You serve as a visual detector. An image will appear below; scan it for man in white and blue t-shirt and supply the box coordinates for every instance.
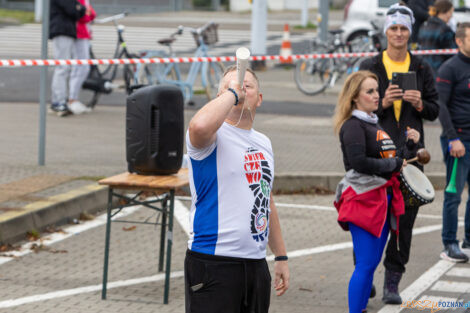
[185,65,289,313]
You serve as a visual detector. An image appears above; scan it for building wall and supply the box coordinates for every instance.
[0,0,193,13]
[230,0,319,12]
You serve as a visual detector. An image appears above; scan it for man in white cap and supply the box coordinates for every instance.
[360,3,439,305]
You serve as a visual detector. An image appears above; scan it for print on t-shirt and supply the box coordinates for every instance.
[244,147,272,242]
[376,130,397,159]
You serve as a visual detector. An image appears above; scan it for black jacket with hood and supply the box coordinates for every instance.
[359,51,439,169]
[49,0,86,39]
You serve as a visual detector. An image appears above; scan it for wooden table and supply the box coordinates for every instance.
[98,169,188,304]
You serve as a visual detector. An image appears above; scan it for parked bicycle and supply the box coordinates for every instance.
[348,21,385,55]
[294,28,380,96]
[133,22,224,105]
[81,12,138,108]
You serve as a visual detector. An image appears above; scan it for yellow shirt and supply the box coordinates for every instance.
[382,51,411,121]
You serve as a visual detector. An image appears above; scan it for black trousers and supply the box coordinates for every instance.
[383,205,420,273]
[184,250,271,313]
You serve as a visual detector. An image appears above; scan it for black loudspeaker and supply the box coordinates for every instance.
[126,85,184,175]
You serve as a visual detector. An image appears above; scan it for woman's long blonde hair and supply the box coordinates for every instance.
[332,70,378,134]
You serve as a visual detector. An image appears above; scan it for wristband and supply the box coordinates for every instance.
[227,88,239,106]
[274,255,288,261]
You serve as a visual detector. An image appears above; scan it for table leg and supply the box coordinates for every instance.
[159,197,168,272]
[163,189,175,304]
[101,188,113,300]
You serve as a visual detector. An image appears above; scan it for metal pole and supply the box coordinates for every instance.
[38,0,49,166]
[301,0,308,27]
[159,198,168,272]
[174,0,182,11]
[212,0,220,11]
[318,0,329,41]
[163,190,175,304]
[35,0,42,22]
[102,189,113,300]
[250,0,267,69]
[251,0,267,55]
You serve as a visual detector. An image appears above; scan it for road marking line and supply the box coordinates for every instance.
[412,222,463,236]
[0,201,459,308]
[418,295,457,302]
[0,271,184,309]
[175,196,456,220]
[431,280,470,293]
[1,199,459,268]
[446,267,470,278]
[0,204,142,266]
[267,241,353,261]
[377,260,455,313]
[171,201,462,261]
[265,222,452,261]
[174,200,191,236]
[275,202,336,211]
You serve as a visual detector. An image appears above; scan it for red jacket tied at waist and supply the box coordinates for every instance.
[334,174,405,238]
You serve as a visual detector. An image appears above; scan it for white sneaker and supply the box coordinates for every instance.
[69,101,91,115]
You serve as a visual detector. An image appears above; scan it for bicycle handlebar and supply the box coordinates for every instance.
[95,12,129,24]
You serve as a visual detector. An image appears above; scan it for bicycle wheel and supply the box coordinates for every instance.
[121,52,142,94]
[204,62,224,101]
[137,63,178,85]
[347,32,378,73]
[294,57,334,96]
[135,64,157,85]
[81,47,119,108]
[123,64,137,94]
[86,90,101,108]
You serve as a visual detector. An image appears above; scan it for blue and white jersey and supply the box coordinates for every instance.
[186,122,274,259]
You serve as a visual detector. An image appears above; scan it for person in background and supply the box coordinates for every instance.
[436,22,470,263]
[49,0,86,116]
[359,3,439,304]
[407,0,435,45]
[68,0,96,115]
[418,0,456,75]
[333,70,409,313]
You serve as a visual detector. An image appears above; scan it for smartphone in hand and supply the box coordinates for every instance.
[391,72,417,91]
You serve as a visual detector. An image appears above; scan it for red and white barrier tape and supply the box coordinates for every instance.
[0,49,458,67]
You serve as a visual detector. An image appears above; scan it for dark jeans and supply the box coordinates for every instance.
[184,250,271,313]
[440,136,470,245]
[383,205,419,273]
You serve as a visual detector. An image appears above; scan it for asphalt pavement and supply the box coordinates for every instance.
[0,8,468,313]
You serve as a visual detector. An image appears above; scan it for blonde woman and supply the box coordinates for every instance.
[334,71,417,313]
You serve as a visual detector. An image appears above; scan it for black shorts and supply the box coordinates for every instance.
[184,249,271,313]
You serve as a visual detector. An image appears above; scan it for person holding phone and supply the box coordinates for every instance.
[359,3,439,305]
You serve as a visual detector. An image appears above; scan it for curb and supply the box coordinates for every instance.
[0,172,446,244]
[0,184,109,244]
